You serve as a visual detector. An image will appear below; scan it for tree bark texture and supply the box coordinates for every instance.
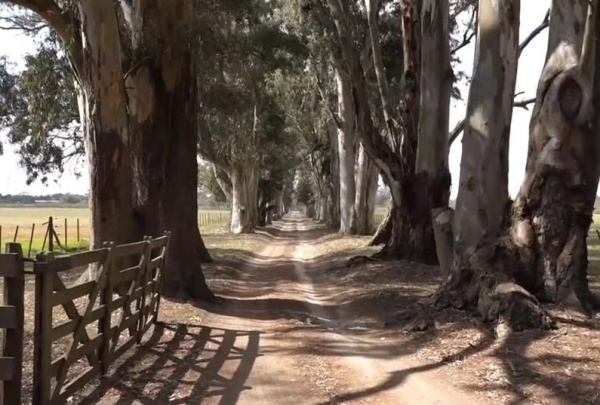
[354,144,379,235]
[452,0,520,256]
[78,0,137,250]
[509,2,599,312]
[126,0,214,299]
[437,2,598,330]
[328,119,341,229]
[336,69,357,234]
[230,164,260,234]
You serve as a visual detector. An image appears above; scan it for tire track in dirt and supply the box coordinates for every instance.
[200,213,478,405]
[285,215,478,405]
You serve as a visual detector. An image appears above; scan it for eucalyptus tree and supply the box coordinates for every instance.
[0,0,214,300]
[431,0,600,329]
[197,0,305,233]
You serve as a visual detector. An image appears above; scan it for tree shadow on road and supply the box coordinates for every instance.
[76,323,261,405]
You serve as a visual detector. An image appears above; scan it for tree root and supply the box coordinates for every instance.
[386,238,557,332]
[345,255,382,267]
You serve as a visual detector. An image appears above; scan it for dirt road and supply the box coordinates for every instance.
[79,213,477,405]
[195,213,477,405]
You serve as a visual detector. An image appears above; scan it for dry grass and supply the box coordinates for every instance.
[0,206,230,257]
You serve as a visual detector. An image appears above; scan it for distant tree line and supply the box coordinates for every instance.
[0,193,88,205]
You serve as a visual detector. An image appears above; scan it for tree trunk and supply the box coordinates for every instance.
[545,0,587,62]
[276,190,285,218]
[370,202,392,245]
[230,164,259,233]
[319,189,329,223]
[402,0,454,263]
[212,164,233,203]
[328,119,341,228]
[509,1,599,312]
[78,0,137,250]
[432,0,562,330]
[452,0,519,255]
[336,69,357,234]
[354,144,379,235]
[126,0,214,299]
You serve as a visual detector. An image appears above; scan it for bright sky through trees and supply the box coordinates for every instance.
[0,1,550,197]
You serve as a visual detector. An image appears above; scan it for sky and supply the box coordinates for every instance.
[0,1,551,197]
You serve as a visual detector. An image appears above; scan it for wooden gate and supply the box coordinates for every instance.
[32,234,169,405]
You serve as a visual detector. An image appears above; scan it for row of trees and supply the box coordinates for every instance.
[1,0,599,328]
[279,0,600,328]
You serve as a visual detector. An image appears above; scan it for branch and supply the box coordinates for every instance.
[448,97,536,145]
[449,10,550,145]
[518,9,550,57]
[450,7,476,55]
[7,0,83,76]
[309,56,342,129]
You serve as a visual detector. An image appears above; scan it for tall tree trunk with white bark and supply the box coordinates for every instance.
[336,70,357,234]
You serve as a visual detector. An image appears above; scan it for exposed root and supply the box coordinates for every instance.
[433,238,556,331]
[369,207,392,246]
[346,255,381,267]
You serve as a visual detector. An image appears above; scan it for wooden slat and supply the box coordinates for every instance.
[51,306,105,342]
[148,236,168,250]
[113,266,140,285]
[3,243,24,405]
[147,256,164,271]
[109,241,147,258]
[50,281,96,307]
[50,334,103,376]
[0,254,19,277]
[45,249,108,273]
[0,357,16,381]
[0,306,17,329]
[109,335,136,363]
[54,365,101,405]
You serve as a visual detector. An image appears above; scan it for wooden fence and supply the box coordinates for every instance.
[32,234,169,404]
[0,233,169,405]
[198,211,230,227]
[0,244,24,405]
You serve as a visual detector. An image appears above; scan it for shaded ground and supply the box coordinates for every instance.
[11,213,600,404]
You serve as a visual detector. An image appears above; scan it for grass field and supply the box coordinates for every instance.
[0,206,231,257]
[1,204,600,279]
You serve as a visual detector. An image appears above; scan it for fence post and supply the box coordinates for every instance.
[32,253,54,405]
[2,243,24,405]
[154,232,170,321]
[12,226,18,243]
[77,218,80,242]
[137,237,151,344]
[28,224,35,258]
[64,218,68,248]
[48,217,54,253]
[99,243,114,376]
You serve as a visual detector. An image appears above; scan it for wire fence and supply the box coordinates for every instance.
[0,216,86,258]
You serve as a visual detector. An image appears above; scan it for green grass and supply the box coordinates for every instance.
[0,206,231,257]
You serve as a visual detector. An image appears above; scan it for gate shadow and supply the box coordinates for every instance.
[77,323,261,405]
